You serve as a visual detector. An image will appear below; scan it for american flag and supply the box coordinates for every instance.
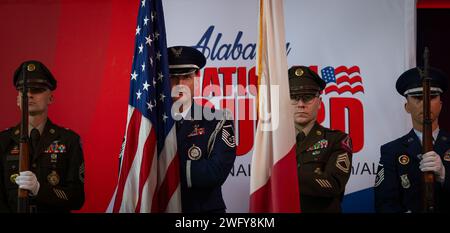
[107,0,181,213]
[321,66,364,94]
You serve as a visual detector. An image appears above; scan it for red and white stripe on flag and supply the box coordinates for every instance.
[107,107,181,213]
[106,0,181,213]
[249,0,301,213]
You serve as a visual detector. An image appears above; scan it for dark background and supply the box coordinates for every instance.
[417,7,450,131]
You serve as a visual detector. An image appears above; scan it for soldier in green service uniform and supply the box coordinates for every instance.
[288,65,353,213]
[0,60,85,213]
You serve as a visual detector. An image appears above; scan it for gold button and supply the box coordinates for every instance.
[10,174,19,183]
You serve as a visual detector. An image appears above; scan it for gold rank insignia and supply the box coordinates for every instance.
[398,154,409,165]
[315,178,332,188]
[47,171,60,186]
[336,153,350,173]
[188,144,202,160]
[53,188,68,200]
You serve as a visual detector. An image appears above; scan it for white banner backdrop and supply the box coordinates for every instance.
[163,0,416,212]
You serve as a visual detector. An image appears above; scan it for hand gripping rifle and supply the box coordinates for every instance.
[421,47,435,213]
[18,63,31,213]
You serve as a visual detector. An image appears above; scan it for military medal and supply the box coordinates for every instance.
[47,171,60,186]
[307,139,328,151]
[444,150,450,162]
[10,146,19,155]
[398,154,409,165]
[188,125,205,137]
[188,144,202,160]
[400,174,410,189]
[51,153,58,163]
[45,141,67,153]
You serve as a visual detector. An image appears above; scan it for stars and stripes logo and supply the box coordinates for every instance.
[321,66,364,94]
[107,0,181,213]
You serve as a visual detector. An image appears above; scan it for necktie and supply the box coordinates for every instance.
[296,131,306,144]
[30,128,40,155]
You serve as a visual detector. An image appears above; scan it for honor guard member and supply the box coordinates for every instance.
[0,60,85,212]
[168,46,236,213]
[374,67,450,212]
[289,66,353,213]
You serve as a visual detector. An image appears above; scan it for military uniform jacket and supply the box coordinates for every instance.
[374,129,450,213]
[296,122,353,213]
[0,120,85,213]
[177,104,236,213]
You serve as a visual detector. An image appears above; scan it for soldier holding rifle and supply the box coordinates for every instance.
[374,55,450,212]
[0,60,85,213]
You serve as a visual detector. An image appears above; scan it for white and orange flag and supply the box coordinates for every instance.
[249,0,300,213]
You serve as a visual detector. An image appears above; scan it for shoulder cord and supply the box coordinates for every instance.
[207,118,226,158]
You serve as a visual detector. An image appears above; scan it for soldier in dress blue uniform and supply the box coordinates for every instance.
[374,67,450,212]
[289,66,353,213]
[168,46,236,213]
[0,60,85,212]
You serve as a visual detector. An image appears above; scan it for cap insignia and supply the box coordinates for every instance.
[295,68,304,77]
[171,47,183,57]
[27,64,36,72]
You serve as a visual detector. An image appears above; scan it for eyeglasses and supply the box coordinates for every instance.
[290,94,319,105]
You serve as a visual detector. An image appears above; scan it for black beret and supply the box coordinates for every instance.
[288,66,326,95]
[396,66,447,97]
[168,46,206,76]
[13,60,57,90]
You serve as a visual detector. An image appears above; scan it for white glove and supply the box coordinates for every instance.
[419,151,445,183]
[15,171,40,196]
